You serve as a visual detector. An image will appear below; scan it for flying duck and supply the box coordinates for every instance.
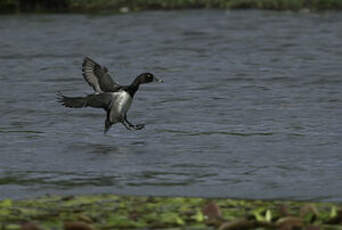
[57,57,162,133]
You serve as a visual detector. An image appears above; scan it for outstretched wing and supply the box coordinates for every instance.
[57,92,112,110]
[82,57,121,93]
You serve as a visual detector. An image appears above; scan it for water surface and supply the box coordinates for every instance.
[1,10,342,201]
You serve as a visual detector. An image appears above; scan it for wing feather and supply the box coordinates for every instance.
[82,57,121,93]
[57,92,112,109]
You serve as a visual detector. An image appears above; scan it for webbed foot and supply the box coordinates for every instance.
[133,124,145,130]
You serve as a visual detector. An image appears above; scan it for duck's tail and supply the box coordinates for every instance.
[57,92,88,108]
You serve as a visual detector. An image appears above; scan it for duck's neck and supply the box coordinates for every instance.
[126,77,141,98]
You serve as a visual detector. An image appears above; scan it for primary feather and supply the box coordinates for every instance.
[82,57,121,93]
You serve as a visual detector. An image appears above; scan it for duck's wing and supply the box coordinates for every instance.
[57,92,113,110]
[82,57,121,93]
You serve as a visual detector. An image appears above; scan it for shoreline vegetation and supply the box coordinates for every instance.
[1,0,342,14]
[1,194,342,230]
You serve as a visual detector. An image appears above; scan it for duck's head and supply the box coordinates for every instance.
[136,73,163,84]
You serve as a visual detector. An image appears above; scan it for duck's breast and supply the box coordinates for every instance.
[109,90,132,122]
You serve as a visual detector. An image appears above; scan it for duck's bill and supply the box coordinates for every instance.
[154,77,163,83]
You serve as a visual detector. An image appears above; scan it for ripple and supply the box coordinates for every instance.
[157,129,274,137]
[0,171,120,187]
[0,129,44,134]
[0,53,81,60]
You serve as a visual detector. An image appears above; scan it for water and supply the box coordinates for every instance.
[1,10,342,201]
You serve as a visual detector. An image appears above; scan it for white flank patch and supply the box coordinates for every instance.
[109,90,133,123]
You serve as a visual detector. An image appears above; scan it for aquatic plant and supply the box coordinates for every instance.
[1,194,342,229]
[1,0,342,13]
[0,0,18,13]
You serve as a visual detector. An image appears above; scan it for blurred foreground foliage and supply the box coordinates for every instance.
[1,194,342,230]
[1,0,342,13]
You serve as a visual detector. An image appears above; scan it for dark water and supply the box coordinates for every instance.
[1,10,342,201]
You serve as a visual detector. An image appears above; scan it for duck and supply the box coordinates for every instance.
[57,57,163,133]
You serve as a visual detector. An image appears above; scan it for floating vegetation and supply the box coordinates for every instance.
[1,194,342,229]
[1,0,342,13]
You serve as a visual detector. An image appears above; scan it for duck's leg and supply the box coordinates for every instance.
[104,119,113,134]
[104,111,114,134]
[121,120,133,130]
[124,114,145,130]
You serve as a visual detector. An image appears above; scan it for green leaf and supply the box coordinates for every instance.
[330,206,337,218]
[0,208,10,216]
[0,199,12,208]
[192,209,205,222]
[265,209,272,222]
[2,224,20,230]
[160,213,185,225]
[176,216,185,225]
[253,208,266,222]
